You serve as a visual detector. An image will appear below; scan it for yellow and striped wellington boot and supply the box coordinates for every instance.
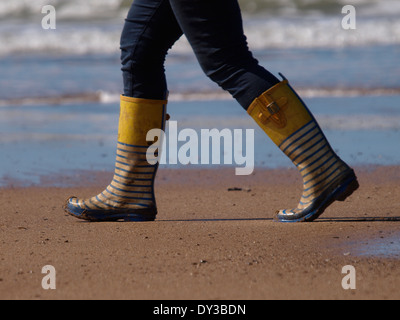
[248,77,359,222]
[65,96,168,222]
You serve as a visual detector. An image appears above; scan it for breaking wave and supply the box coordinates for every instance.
[0,0,399,56]
[2,0,400,20]
[1,87,400,108]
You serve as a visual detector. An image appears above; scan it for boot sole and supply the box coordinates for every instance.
[64,201,156,222]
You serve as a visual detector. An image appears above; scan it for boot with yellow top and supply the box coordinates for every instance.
[65,95,168,222]
[248,75,359,222]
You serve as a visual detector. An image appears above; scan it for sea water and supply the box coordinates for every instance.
[0,0,399,186]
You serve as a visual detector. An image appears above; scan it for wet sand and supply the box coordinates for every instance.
[1,165,400,300]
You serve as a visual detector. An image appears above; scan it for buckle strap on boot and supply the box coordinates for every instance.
[249,94,288,129]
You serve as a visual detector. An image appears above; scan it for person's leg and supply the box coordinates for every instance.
[169,0,358,222]
[65,0,182,221]
[121,0,183,99]
[169,0,280,110]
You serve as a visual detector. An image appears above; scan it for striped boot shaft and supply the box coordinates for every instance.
[66,96,167,222]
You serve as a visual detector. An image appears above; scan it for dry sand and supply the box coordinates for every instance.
[1,165,400,300]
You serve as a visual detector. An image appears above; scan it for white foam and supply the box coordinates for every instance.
[317,114,400,131]
[0,0,399,56]
[244,17,400,50]
[1,0,399,20]
[1,87,399,108]
[1,17,399,57]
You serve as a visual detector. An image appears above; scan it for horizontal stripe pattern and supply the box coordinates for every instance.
[117,141,159,154]
[74,140,158,211]
[279,120,349,215]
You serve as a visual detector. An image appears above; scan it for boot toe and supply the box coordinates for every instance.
[65,197,86,219]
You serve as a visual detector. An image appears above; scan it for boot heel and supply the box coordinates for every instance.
[336,178,359,202]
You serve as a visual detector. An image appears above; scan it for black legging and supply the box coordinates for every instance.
[120,0,279,109]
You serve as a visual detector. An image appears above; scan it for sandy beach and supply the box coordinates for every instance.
[1,165,399,300]
[1,0,400,303]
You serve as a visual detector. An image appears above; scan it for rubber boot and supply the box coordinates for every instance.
[248,77,359,222]
[65,95,168,222]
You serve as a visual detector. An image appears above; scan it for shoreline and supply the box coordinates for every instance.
[1,165,400,300]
